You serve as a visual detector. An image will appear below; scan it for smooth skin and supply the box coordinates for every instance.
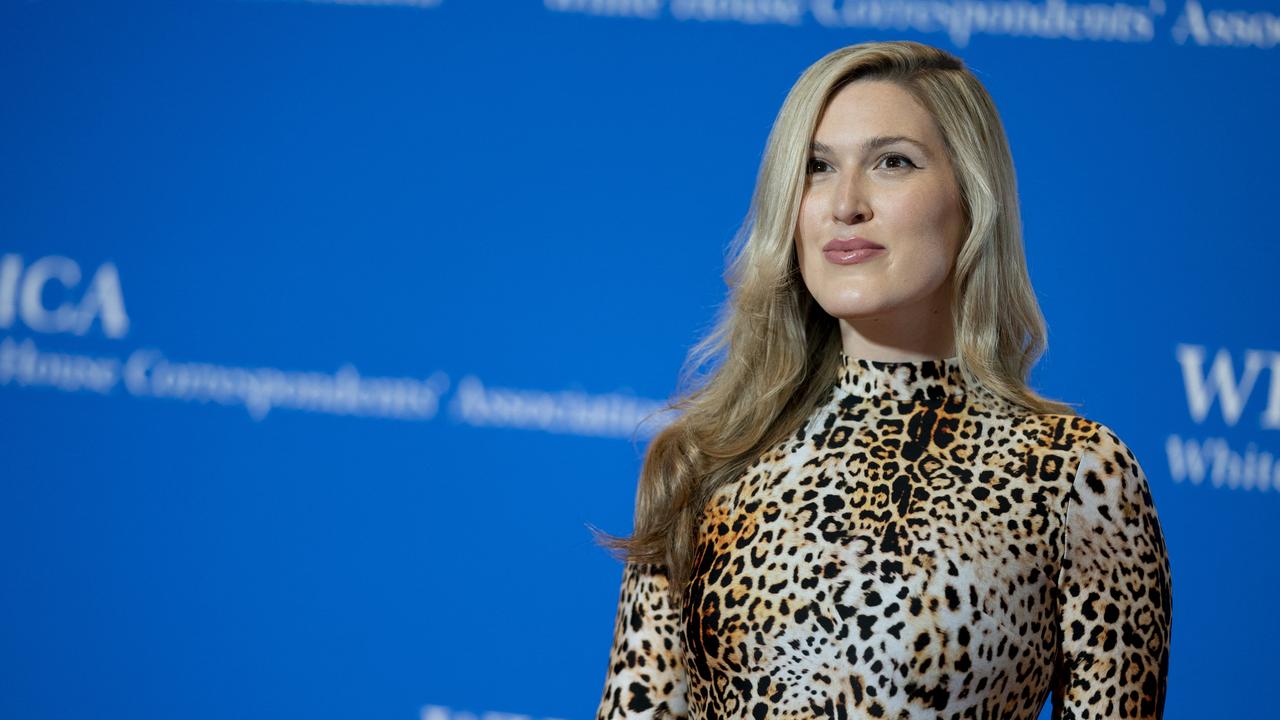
[795,79,968,362]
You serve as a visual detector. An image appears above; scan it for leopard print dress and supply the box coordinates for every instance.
[595,353,1172,719]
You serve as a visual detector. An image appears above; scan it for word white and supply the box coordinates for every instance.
[1175,344,1280,428]
[1165,434,1278,491]
[450,374,673,440]
[0,253,129,339]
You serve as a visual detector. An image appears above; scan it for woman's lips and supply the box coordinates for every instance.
[823,247,886,265]
[821,237,885,265]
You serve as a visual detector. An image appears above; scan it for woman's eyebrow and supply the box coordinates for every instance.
[810,136,931,157]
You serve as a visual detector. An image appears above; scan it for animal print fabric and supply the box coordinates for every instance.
[596,353,1171,719]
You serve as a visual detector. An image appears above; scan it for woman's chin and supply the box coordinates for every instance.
[820,299,889,321]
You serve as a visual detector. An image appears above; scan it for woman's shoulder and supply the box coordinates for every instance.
[998,405,1129,452]
[1020,412,1157,507]
[989,408,1148,487]
[1030,412,1135,455]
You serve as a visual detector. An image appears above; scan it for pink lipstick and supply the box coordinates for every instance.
[822,236,885,265]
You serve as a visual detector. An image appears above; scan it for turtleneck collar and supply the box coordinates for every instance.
[836,352,968,405]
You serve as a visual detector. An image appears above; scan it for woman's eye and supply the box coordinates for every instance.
[806,157,830,175]
[880,153,919,171]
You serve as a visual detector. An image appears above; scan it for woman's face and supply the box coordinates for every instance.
[795,79,967,335]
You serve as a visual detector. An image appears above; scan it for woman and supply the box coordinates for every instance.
[592,40,1172,719]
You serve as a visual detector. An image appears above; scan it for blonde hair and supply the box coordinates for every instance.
[592,40,1077,599]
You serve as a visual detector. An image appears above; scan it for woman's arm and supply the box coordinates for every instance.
[1051,423,1173,719]
[595,560,690,720]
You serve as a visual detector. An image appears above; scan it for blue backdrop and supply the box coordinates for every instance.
[2,1,1277,718]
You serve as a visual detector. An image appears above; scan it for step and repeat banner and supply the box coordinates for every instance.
[1,1,1276,719]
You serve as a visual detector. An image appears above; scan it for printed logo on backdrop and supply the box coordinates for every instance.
[0,252,671,440]
[239,0,1280,50]
[1168,343,1279,492]
[544,0,1279,50]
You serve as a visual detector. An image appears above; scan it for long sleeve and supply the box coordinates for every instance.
[1051,423,1173,719]
[595,560,690,720]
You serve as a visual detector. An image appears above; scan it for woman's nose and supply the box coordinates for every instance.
[832,174,871,225]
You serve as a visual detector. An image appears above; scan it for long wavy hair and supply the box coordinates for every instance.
[592,40,1077,600]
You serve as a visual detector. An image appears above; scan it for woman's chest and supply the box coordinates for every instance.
[681,421,1074,686]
